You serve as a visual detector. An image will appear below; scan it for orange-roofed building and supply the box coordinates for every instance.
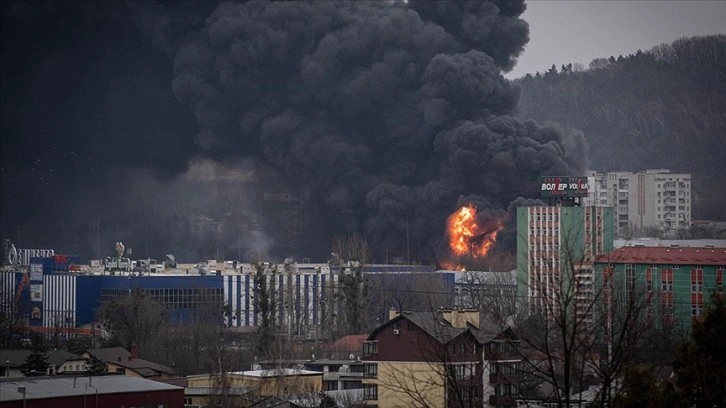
[594,246,726,328]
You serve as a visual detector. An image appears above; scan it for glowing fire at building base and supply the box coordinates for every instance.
[443,204,506,269]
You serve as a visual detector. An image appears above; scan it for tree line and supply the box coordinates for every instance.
[515,35,726,222]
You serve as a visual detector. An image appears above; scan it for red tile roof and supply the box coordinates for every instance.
[595,247,726,266]
[330,334,367,353]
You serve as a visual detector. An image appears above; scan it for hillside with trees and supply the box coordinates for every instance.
[515,35,726,221]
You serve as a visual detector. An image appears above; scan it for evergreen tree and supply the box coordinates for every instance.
[672,293,726,408]
[84,355,107,376]
[253,262,276,356]
[20,334,49,376]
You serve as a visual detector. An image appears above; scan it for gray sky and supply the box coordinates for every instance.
[507,0,726,79]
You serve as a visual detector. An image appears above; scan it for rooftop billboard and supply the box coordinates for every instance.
[540,176,589,198]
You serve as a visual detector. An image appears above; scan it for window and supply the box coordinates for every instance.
[625,264,636,293]
[448,344,456,355]
[691,268,703,293]
[364,363,378,378]
[717,269,724,293]
[495,383,516,397]
[363,384,378,400]
[646,269,652,292]
[452,363,473,380]
[692,304,704,316]
[460,343,466,354]
[363,341,378,357]
[661,269,673,292]
[459,386,471,401]
[494,362,519,377]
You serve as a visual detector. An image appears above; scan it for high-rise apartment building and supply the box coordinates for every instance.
[516,205,615,320]
[583,169,691,238]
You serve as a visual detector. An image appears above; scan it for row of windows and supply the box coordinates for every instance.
[451,363,475,379]
[101,288,224,310]
[448,342,470,355]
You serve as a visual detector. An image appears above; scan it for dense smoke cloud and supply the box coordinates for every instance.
[0,1,585,264]
[171,0,583,262]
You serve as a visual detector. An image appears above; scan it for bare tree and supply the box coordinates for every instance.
[0,285,27,348]
[97,288,164,350]
[456,270,516,324]
[590,269,651,406]
[374,311,483,408]
[511,214,655,407]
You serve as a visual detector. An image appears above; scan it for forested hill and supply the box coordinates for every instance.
[515,35,726,220]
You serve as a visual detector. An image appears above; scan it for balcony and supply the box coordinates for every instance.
[323,371,363,381]
[489,374,521,384]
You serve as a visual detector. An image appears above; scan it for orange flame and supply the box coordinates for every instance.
[446,204,504,258]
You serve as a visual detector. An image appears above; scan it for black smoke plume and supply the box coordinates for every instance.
[1,1,585,264]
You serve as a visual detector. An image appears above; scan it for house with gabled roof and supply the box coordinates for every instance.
[360,309,485,408]
[0,349,84,378]
[360,309,522,408]
[80,346,177,379]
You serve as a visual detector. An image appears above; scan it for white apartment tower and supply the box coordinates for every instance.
[584,169,691,238]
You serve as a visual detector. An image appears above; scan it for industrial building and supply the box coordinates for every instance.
[2,255,514,341]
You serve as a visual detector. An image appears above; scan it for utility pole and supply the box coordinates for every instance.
[96,212,100,260]
[406,214,410,264]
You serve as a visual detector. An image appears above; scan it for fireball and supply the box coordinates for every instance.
[446,204,504,258]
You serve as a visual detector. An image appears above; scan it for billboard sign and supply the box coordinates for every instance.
[30,263,43,281]
[540,176,589,198]
[30,284,43,301]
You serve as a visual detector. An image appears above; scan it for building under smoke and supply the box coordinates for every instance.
[1,1,587,265]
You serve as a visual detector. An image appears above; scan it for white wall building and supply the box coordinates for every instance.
[583,169,691,238]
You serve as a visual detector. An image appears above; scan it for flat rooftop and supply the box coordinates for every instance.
[0,376,182,402]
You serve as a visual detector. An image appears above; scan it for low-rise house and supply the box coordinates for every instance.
[479,320,521,407]
[186,368,323,407]
[258,358,364,392]
[0,349,83,378]
[361,309,522,408]
[0,375,184,408]
[80,346,177,379]
[361,309,484,408]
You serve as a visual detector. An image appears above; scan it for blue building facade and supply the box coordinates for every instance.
[2,261,467,339]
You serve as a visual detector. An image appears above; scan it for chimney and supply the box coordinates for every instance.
[130,344,138,360]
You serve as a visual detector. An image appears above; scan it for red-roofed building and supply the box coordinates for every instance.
[594,246,726,327]
[330,334,367,358]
